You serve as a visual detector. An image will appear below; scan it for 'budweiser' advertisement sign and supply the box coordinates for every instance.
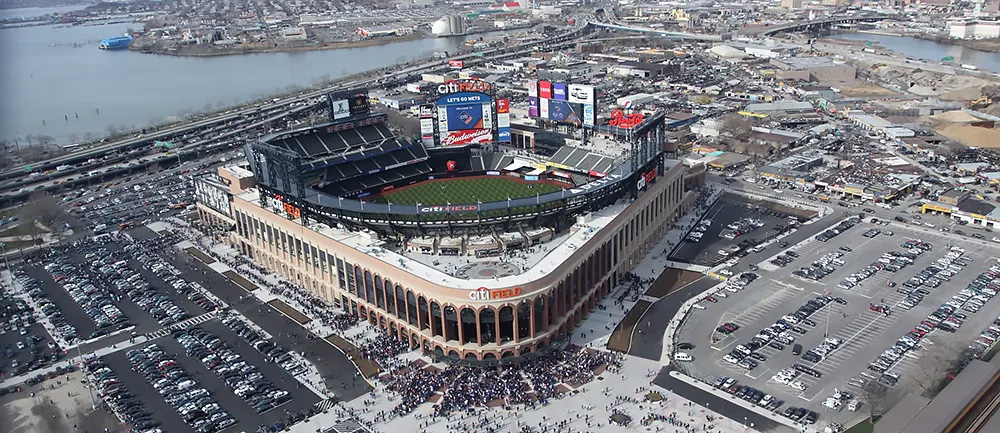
[609,110,644,129]
[441,129,492,146]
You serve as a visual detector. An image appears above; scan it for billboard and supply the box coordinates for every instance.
[441,129,492,146]
[539,98,549,119]
[568,84,595,105]
[527,80,538,98]
[448,59,464,68]
[547,100,583,125]
[553,83,568,101]
[538,81,552,99]
[497,98,511,143]
[435,83,495,147]
[328,89,370,121]
[528,97,538,117]
[445,104,491,130]
[583,104,595,127]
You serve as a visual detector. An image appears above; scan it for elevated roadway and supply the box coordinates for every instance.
[751,14,894,36]
[0,22,593,202]
[0,22,589,187]
[588,22,723,41]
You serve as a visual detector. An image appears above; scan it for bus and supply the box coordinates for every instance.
[118,222,133,230]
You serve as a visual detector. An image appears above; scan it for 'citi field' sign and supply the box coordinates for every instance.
[469,287,521,301]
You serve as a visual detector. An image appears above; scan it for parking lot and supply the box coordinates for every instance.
[16,237,212,346]
[98,315,321,433]
[673,217,1000,427]
[671,194,812,266]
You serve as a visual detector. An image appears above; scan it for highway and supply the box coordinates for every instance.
[0,20,593,203]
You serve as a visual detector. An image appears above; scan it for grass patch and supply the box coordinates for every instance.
[645,391,664,402]
[845,417,880,433]
[325,334,382,378]
[645,269,703,298]
[0,223,45,238]
[1,239,44,251]
[607,300,651,353]
[368,176,565,206]
[267,299,311,325]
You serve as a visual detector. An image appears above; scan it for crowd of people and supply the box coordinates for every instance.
[182,224,361,334]
[382,346,622,418]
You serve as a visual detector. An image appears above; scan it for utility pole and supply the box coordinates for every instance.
[77,343,97,409]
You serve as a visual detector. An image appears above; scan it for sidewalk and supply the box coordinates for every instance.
[289,356,762,433]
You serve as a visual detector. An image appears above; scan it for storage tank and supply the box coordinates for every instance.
[432,15,467,36]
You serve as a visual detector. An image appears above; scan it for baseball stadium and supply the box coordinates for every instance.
[199,86,706,362]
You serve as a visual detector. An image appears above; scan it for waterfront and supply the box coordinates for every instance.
[0,16,516,144]
[833,32,1000,73]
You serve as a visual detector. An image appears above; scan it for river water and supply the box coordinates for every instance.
[833,32,1000,73]
[0,6,511,144]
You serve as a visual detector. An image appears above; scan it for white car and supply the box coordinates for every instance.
[692,304,706,310]
[718,250,730,256]
[674,352,693,362]
[719,269,734,276]
[790,381,808,391]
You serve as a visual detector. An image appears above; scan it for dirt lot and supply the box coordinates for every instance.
[936,123,1000,148]
[0,374,124,433]
[839,82,900,98]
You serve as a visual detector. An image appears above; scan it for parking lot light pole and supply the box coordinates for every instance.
[77,344,97,410]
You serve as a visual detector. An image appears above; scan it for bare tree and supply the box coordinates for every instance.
[912,341,959,395]
[722,115,755,143]
[861,380,890,424]
[35,135,55,146]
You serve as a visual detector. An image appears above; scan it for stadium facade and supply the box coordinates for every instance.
[196,89,703,362]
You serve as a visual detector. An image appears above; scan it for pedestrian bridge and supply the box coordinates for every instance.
[589,22,723,41]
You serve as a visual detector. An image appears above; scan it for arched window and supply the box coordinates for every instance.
[417,296,429,330]
[533,297,545,334]
[384,278,396,316]
[430,301,443,337]
[363,270,374,304]
[460,308,478,344]
[395,284,406,319]
[407,290,418,326]
[353,266,363,299]
[479,308,496,344]
[517,301,531,339]
[498,305,514,344]
[374,276,385,309]
[443,305,458,342]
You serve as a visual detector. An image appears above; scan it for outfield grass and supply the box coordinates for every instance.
[369,177,565,206]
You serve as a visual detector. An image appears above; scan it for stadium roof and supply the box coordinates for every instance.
[875,360,1000,433]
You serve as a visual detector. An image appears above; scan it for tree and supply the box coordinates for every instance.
[860,380,890,424]
[722,115,755,142]
[21,193,66,237]
[913,341,958,395]
[35,135,55,146]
